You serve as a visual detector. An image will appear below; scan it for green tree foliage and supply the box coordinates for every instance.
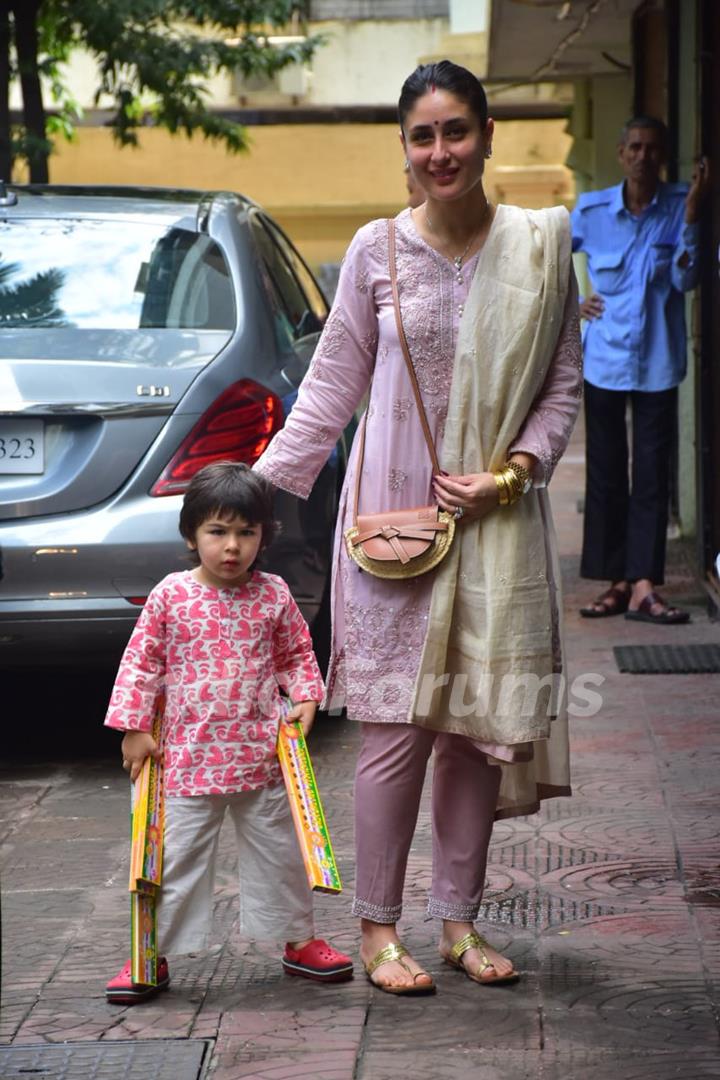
[0,1,321,182]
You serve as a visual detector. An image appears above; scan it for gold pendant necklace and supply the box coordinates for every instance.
[425,200,491,284]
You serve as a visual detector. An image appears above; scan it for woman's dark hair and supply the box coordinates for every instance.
[398,60,488,132]
[179,461,277,560]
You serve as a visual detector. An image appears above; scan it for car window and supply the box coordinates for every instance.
[262,219,328,327]
[0,219,235,331]
[249,214,325,347]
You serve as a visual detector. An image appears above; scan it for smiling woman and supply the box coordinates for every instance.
[253,58,583,998]
[401,65,494,268]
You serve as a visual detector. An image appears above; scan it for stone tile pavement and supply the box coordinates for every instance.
[2,421,719,1078]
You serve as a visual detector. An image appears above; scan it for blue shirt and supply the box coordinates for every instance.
[571,181,699,391]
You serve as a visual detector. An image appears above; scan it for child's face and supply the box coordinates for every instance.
[188,513,263,590]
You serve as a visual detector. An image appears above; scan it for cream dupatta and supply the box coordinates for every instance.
[410,204,573,816]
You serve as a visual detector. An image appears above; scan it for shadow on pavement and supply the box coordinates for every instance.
[2,667,119,761]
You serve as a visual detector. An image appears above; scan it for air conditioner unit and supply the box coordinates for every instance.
[277,62,309,96]
[234,60,309,99]
[234,70,275,94]
[231,34,310,100]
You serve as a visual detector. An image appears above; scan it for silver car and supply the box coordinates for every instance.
[0,184,346,668]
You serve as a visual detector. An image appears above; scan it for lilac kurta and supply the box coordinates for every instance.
[255,208,582,731]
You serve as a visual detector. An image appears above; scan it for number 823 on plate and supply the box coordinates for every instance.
[0,418,44,474]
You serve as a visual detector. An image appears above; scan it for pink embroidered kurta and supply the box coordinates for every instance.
[255,208,582,729]
[104,570,324,796]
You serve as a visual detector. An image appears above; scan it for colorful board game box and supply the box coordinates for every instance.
[129,700,164,985]
[277,715,342,894]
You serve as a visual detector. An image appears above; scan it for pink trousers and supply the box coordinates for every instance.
[352,722,502,924]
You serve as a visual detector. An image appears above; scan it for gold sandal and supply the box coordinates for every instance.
[364,942,436,996]
[443,931,519,986]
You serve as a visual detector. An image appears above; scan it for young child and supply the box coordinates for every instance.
[104,460,353,1004]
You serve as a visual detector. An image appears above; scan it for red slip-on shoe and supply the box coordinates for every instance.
[105,957,170,1005]
[282,939,354,983]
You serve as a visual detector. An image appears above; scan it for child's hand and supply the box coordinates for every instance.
[285,700,317,738]
[121,730,161,783]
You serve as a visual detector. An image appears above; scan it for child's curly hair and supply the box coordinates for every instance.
[179,461,278,565]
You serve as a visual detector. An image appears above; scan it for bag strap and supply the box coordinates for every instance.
[351,218,440,524]
[388,219,441,475]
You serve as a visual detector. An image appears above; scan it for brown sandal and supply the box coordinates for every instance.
[625,591,690,625]
[580,585,630,618]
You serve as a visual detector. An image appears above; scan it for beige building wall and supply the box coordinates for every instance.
[237,20,451,106]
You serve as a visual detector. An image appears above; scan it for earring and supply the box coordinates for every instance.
[485,148,493,159]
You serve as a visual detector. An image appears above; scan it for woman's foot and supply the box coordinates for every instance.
[360,920,434,993]
[439,922,517,984]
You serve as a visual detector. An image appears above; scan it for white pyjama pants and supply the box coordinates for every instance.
[155,783,315,954]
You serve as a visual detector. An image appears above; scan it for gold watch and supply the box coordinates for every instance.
[506,460,533,495]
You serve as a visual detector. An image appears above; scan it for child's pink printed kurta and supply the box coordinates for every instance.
[104,571,324,796]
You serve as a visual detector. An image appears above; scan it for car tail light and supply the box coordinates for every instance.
[151,380,283,497]
[127,596,148,606]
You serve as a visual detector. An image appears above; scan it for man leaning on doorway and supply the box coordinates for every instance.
[572,115,710,625]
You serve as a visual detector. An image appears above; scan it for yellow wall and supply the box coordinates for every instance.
[41,119,574,268]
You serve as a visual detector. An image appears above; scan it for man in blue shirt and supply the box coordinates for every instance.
[572,115,709,624]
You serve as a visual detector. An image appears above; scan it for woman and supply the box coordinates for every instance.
[255,61,581,994]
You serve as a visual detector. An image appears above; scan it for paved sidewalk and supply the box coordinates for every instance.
[2,422,720,1079]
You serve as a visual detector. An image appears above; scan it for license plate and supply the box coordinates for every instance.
[0,418,45,474]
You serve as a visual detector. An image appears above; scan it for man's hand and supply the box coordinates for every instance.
[685,156,710,224]
[121,730,161,783]
[285,700,317,738]
[579,294,605,321]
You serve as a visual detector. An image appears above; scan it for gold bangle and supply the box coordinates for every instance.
[503,468,522,506]
[494,470,509,506]
[493,460,532,507]
[494,468,516,506]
